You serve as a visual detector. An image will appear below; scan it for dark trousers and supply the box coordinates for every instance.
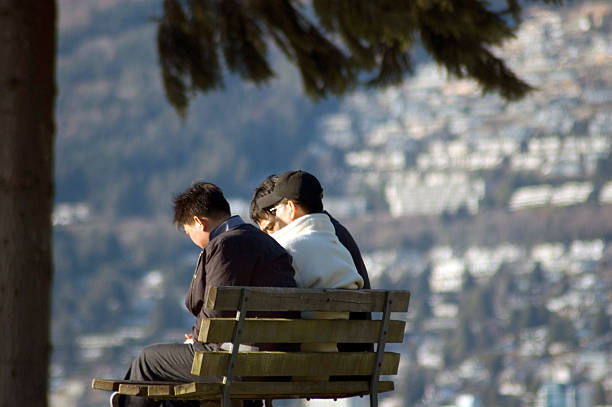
[119,341,215,407]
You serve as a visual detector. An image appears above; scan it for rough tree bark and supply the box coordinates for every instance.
[0,1,56,406]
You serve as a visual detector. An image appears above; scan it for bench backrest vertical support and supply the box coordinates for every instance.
[222,288,248,407]
[369,291,392,407]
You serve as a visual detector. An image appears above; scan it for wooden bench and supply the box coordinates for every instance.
[92,287,410,407]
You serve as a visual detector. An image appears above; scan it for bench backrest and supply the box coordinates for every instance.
[192,287,410,380]
[205,286,411,313]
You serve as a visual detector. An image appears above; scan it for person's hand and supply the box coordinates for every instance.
[184,334,194,344]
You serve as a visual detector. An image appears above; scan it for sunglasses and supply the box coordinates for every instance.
[269,202,286,215]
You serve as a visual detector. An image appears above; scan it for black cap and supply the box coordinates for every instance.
[256,170,323,210]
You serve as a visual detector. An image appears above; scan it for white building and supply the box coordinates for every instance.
[430,258,465,293]
[417,339,445,368]
[509,185,553,210]
[52,202,91,226]
[549,182,593,206]
[598,181,612,204]
[509,182,593,210]
[385,171,485,217]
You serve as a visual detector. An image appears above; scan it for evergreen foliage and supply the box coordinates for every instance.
[592,305,611,336]
[591,382,608,406]
[546,314,577,345]
[156,0,562,114]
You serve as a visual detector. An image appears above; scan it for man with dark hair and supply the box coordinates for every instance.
[112,181,296,407]
[249,175,281,235]
[251,171,372,353]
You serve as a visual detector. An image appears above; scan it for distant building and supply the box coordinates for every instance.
[52,202,90,226]
[319,113,354,149]
[598,181,612,204]
[509,185,553,210]
[385,171,485,217]
[509,182,593,211]
[417,339,445,368]
[464,244,523,280]
[323,196,367,219]
[454,394,483,407]
[535,381,571,407]
[550,182,593,207]
[430,258,465,293]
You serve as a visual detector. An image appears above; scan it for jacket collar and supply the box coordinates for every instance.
[272,212,332,240]
[209,215,245,242]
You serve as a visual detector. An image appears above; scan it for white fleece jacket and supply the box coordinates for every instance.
[271,213,364,290]
[273,213,364,353]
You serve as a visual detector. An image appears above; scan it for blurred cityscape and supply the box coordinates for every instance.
[51,2,611,407]
[316,4,612,406]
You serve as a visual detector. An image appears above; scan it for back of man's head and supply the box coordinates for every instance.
[250,175,278,224]
[256,170,323,214]
[173,182,231,226]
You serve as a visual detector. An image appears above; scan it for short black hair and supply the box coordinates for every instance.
[173,182,230,226]
[249,175,278,224]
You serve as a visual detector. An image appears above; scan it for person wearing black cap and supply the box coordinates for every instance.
[251,170,373,353]
[254,170,363,289]
[251,171,371,293]
[255,170,363,353]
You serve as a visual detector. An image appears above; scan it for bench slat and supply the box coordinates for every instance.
[175,381,395,399]
[198,318,406,344]
[118,383,147,396]
[91,379,183,392]
[92,379,118,391]
[147,384,176,397]
[206,287,410,313]
[192,352,400,377]
[92,379,394,400]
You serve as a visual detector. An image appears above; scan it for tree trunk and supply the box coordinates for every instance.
[0,1,56,406]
